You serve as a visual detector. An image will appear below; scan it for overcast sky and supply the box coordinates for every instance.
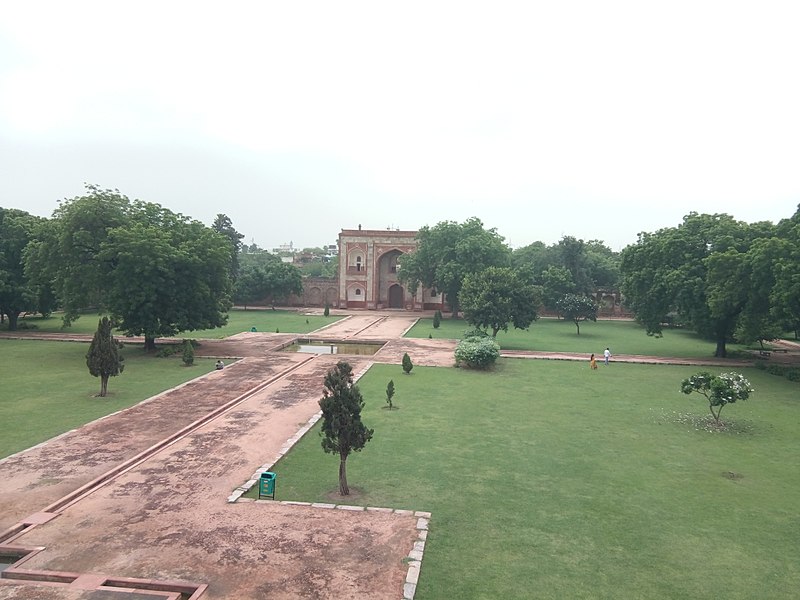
[1,1,798,251]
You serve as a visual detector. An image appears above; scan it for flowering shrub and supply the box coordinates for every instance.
[680,371,754,424]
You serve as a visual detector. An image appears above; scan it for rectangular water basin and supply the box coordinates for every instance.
[283,339,383,355]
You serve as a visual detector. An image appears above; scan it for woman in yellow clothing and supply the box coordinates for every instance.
[589,353,598,369]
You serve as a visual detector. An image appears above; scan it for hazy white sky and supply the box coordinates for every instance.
[1,1,798,251]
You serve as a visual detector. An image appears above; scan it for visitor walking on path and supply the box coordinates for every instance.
[589,354,598,370]
[604,348,611,365]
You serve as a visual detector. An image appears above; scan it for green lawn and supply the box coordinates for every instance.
[408,316,750,358]
[0,339,218,458]
[258,360,800,599]
[4,308,342,339]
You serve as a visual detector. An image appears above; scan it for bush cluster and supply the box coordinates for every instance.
[455,337,500,369]
[155,339,199,358]
[766,364,786,376]
[755,361,800,383]
[462,327,489,340]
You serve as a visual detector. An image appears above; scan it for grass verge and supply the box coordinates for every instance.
[407,316,750,358]
[2,308,342,339]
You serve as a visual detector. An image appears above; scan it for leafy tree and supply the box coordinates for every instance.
[554,236,594,294]
[24,186,130,325]
[26,186,233,350]
[402,352,413,374]
[299,257,337,278]
[771,207,800,338]
[556,293,598,335]
[513,237,620,301]
[182,338,194,366]
[385,379,395,410]
[0,208,52,330]
[100,212,232,351]
[433,309,442,329]
[86,317,124,397]
[538,266,576,314]
[680,371,754,424]
[460,267,539,337]
[233,264,266,309]
[620,213,765,357]
[583,240,621,289]
[728,236,783,347]
[398,217,511,317]
[263,261,303,308]
[319,361,374,495]
[212,213,244,279]
[233,258,303,309]
[511,241,551,276]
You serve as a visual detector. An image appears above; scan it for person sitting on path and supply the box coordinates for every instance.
[589,353,598,370]
[603,347,611,365]
[215,360,224,370]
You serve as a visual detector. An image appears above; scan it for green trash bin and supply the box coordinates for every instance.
[259,471,276,500]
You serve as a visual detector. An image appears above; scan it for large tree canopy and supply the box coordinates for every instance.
[620,212,776,357]
[25,186,233,349]
[0,208,52,330]
[398,217,510,316]
[538,266,576,313]
[771,206,800,338]
[234,256,303,309]
[460,267,539,337]
[513,236,620,297]
[24,186,130,324]
[212,213,244,279]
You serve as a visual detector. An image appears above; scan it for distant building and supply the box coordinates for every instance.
[293,227,445,311]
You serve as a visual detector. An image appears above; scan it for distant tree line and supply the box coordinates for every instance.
[398,217,620,337]
[399,207,800,355]
[4,189,798,357]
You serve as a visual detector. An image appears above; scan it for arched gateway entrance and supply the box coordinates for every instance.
[388,284,404,308]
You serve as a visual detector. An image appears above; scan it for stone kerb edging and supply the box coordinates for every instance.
[227,361,430,599]
[399,318,421,338]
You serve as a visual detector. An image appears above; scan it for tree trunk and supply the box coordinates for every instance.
[100,374,109,397]
[449,297,459,319]
[575,320,581,335]
[6,310,20,331]
[144,335,156,352]
[714,338,727,358]
[339,456,349,496]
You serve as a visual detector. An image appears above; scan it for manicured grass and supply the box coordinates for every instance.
[3,308,342,339]
[407,316,750,358]
[0,339,218,458]
[258,360,800,599]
